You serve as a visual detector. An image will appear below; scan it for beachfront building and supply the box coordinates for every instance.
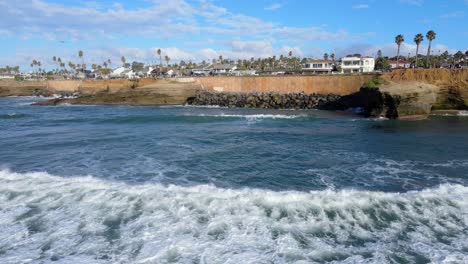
[212,64,237,75]
[0,74,15,79]
[388,60,411,69]
[340,57,375,73]
[302,60,334,74]
[192,67,212,76]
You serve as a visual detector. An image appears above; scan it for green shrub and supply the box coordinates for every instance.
[362,76,383,89]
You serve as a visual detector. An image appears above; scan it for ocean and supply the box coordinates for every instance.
[0,97,467,263]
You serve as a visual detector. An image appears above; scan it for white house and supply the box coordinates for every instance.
[212,64,237,75]
[192,67,212,76]
[302,60,334,73]
[0,74,15,79]
[388,60,411,69]
[340,57,375,73]
[110,67,132,78]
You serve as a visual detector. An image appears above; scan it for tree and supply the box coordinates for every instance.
[377,49,383,58]
[454,51,464,63]
[121,56,126,67]
[324,53,329,60]
[330,53,335,61]
[375,57,390,71]
[426,30,436,68]
[131,61,145,72]
[107,59,112,69]
[395,34,404,68]
[288,51,292,57]
[78,50,84,71]
[413,33,424,67]
[219,55,223,63]
[165,55,171,66]
[157,49,162,67]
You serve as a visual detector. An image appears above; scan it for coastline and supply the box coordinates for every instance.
[3,69,468,119]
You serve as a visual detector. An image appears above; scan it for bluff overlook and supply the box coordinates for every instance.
[2,69,467,119]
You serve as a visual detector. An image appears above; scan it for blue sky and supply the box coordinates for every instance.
[0,0,467,70]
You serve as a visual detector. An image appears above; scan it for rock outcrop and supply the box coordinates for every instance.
[382,69,468,112]
[187,90,341,109]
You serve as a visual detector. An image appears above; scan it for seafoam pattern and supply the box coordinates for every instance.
[0,170,467,264]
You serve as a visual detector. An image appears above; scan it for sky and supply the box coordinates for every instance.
[0,0,467,70]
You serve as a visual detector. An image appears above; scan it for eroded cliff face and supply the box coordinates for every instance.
[381,69,468,114]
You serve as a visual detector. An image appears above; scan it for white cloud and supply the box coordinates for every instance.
[440,11,464,19]
[0,0,366,44]
[352,4,369,9]
[264,3,282,10]
[400,0,424,5]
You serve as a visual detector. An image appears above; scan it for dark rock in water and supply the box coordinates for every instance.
[189,90,342,111]
[188,89,402,119]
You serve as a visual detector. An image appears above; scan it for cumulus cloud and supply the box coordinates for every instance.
[0,0,368,44]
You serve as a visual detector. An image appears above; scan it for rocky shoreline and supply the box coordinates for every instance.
[187,89,398,118]
[187,90,341,110]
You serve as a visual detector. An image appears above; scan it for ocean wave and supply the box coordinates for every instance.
[0,170,467,263]
[458,110,468,116]
[0,113,28,119]
[192,113,308,120]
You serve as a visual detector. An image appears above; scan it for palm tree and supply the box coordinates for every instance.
[78,50,84,69]
[219,55,223,63]
[426,30,436,68]
[157,49,162,67]
[413,33,424,68]
[165,55,170,66]
[395,34,404,68]
[324,53,329,60]
[330,53,335,61]
[121,56,126,67]
[107,59,112,69]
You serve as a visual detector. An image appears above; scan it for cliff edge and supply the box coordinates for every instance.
[382,69,468,114]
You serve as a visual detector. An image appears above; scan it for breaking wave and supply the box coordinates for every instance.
[0,170,467,263]
[192,114,308,121]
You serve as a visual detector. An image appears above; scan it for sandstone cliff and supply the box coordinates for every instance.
[381,69,468,117]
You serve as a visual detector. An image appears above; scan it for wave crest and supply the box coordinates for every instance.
[0,170,467,263]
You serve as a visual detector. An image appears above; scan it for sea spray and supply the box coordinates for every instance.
[0,170,467,263]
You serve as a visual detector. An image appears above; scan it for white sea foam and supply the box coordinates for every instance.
[0,169,467,263]
[194,114,307,121]
[458,110,468,116]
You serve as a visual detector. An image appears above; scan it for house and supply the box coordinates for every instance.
[340,57,375,73]
[110,67,132,79]
[212,64,237,75]
[192,68,212,76]
[302,60,334,74]
[232,70,257,76]
[0,74,15,79]
[388,60,411,69]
